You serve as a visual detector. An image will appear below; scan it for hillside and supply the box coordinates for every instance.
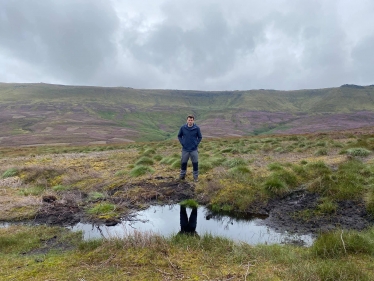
[1,82,374,146]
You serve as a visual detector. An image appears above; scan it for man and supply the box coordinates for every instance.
[177,115,202,182]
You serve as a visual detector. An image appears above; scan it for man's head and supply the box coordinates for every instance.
[186,115,194,127]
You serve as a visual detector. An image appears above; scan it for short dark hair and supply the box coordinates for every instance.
[187,115,195,120]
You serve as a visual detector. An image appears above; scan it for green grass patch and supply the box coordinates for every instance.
[199,161,213,173]
[346,147,371,157]
[317,197,337,214]
[130,165,155,177]
[18,186,45,196]
[263,176,288,195]
[160,156,179,165]
[179,199,199,208]
[268,162,284,171]
[142,148,156,156]
[135,156,154,166]
[223,157,247,168]
[88,192,105,201]
[314,148,328,156]
[228,166,251,178]
[153,154,163,161]
[2,168,18,178]
[311,228,374,258]
[52,185,70,192]
[86,202,117,219]
[114,169,127,177]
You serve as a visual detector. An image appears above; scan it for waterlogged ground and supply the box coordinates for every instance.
[2,175,372,243]
[1,129,374,244]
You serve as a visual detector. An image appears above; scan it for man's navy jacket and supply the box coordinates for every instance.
[177,123,202,152]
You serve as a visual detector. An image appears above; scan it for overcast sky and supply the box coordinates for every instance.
[1,0,373,91]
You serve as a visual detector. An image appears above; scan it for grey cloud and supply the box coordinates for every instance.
[121,3,261,85]
[0,0,373,90]
[352,36,374,84]
[0,0,119,84]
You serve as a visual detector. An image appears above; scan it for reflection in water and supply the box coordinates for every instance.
[68,205,314,246]
[179,206,198,236]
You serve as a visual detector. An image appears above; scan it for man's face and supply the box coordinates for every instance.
[187,117,194,127]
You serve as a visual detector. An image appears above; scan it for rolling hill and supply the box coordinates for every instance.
[1,82,374,146]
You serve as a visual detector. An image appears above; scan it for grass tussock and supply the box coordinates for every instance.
[346,147,371,157]
[135,156,154,166]
[130,165,155,177]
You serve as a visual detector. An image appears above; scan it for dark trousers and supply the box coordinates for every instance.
[180,149,198,178]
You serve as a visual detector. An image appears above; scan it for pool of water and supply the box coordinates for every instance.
[69,205,314,246]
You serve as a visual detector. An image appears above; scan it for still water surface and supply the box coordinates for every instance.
[70,205,314,246]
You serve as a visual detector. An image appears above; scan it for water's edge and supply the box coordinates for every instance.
[69,204,314,246]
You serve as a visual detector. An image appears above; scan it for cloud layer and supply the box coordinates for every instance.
[1,0,373,90]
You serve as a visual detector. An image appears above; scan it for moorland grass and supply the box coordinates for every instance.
[1,225,374,280]
[2,130,374,279]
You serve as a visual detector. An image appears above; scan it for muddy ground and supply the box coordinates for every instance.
[33,178,374,238]
[264,189,373,235]
[34,177,195,227]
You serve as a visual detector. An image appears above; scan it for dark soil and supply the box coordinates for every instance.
[23,235,76,256]
[262,189,374,236]
[33,178,374,236]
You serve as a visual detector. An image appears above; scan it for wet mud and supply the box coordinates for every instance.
[263,189,374,235]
